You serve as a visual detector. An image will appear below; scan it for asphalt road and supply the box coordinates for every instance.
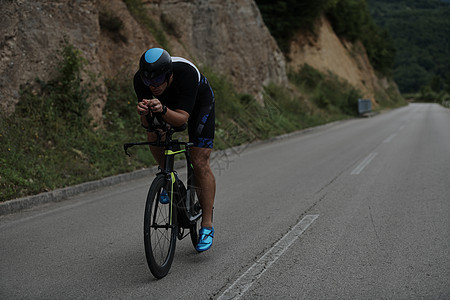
[1,103,449,299]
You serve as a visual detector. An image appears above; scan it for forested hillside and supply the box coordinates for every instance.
[367,0,450,94]
[255,0,396,76]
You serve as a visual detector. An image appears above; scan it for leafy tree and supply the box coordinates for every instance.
[255,0,396,76]
[256,0,331,53]
[368,0,450,93]
[326,0,395,76]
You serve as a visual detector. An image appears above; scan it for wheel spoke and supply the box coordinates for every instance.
[144,175,180,278]
[151,190,171,264]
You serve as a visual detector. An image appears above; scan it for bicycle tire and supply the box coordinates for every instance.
[144,174,178,279]
[187,176,202,249]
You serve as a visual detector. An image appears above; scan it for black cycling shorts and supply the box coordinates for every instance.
[188,77,215,148]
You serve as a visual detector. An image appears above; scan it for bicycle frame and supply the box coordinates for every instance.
[124,125,199,228]
[124,127,193,172]
[124,117,203,278]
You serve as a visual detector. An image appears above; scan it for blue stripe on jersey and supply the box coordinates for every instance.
[172,57,201,83]
[145,48,164,63]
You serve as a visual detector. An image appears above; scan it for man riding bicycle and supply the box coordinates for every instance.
[134,48,215,252]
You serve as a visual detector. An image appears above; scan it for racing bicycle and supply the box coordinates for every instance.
[124,116,202,279]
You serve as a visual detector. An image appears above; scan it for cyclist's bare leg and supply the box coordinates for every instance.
[190,147,215,228]
[147,132,165,167]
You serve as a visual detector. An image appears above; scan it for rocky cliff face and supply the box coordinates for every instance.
[1,0,105,119]
[0,0,286,123]
[151,0,287,98]
[289,16,394,106]
[1,0,394,123]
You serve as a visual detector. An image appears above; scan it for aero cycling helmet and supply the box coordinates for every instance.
[139,48,173,87]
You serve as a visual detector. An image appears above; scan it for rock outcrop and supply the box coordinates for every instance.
[1,0,397,123]
[1,0,104,118]
[289,16,395,106]
[0,0,286,123]
[151,0,287,99]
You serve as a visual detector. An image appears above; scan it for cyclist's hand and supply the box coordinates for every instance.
[148,99,165,114]
[137,100,150,116]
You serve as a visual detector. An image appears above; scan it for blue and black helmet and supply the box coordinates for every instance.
[139,48,173,87]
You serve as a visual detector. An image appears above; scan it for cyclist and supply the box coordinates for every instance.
[134,48,215,252]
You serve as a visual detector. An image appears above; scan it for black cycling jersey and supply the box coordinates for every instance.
[133,57,215,148]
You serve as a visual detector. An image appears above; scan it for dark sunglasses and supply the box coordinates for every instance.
[143,73,167,87]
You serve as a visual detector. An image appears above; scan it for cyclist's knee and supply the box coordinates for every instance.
[147,131,166,142]
[194,164,214,181]
[191,149,212,175]
[192,157,210,171]
[147,132,158,142]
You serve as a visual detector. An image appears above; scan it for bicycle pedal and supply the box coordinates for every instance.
[177,228,184,240]
[177,228,190,240]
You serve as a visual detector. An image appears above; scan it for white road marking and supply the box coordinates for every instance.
[217,215,319,300]
[350,152,378,175]
[383,133,397,143]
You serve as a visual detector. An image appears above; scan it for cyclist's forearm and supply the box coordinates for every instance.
[138,100,151,128]
[140,115,149,128]
[163,108,189,127]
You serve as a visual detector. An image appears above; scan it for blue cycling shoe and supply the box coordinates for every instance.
[159,189,170,204]
[196,227,214,252]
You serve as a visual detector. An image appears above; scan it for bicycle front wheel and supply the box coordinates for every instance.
[144,174,177,279]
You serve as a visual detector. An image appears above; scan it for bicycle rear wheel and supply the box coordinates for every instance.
[188,180,202,249]
[144,174,177,279]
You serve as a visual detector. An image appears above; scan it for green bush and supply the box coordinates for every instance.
[0,42,153,201]
[123,0,169,50]
[1,42,91,200]
[289,64,362,116]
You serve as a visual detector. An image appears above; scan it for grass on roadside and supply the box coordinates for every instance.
[0,43,402,202]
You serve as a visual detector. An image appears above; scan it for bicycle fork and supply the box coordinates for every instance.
[168,172,176,227]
